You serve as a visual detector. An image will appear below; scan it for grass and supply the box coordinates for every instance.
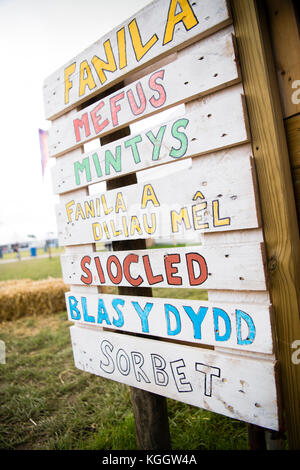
[0,256,62,281]
[0,311,248,450]
[0,244,249,450]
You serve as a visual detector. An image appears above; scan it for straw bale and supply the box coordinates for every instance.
[0,278,69,322]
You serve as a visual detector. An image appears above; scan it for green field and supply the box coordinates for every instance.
[0,250,249,450]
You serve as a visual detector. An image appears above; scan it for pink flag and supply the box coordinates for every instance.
[39,129,49,177]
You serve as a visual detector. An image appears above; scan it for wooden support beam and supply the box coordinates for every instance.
[231,0,300,449]
[101,108,171,451]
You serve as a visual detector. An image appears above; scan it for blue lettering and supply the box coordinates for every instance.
[97,299,111,325]
[68,295,81,320]
[183,305,208,339]
[236,309,256,345]
[81,296,95,323]
[165,304,181,336]
[213,307,231,341]
[131,301,153,333]
[112,298,125,327]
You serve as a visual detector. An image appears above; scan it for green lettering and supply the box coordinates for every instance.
[124,135,142,164]
[170,118,189,159]
[105,146,122,175]
[74,157,91,185]
[146,125,166,161]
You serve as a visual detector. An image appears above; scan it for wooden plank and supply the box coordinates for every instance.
[61,241,267,291]
[293,167,300,221]
[43,0,232,120]
[285,114,300,169]
[48,30,240,157]
[55,146,260,245]
[70,326,279,430]
[265,0,300,118]
[231,0,300,448]
[52,86,249,194]
[65,291,273,353]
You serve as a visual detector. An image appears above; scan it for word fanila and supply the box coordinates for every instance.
[64,0,199,104]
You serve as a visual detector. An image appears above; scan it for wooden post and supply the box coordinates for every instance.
[101,116,171,451]
[231,0,300,449]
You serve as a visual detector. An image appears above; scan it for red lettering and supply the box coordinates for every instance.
[95,256,106,284]
[164,253,182,285]
[106,255,122,284]
[186,252,208,286]
[110,91,125,126]
[127,82,146,115]
[142,254,163,285]
[149,70,166,108]
[74,113,90,142]
[80,256,92,284]
[90,101,109,134]
[123,254,143,286]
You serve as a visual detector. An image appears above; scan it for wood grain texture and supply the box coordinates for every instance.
[55,146,260,245]
[61,241,267,291]
[231,0,300,448]
[65,291,273,353]
[48,30,240,157]
[43,0,231,120]
[70,326,279,430]
[265,0,300,118]
[51,86,249,194]
[285,114,300,169]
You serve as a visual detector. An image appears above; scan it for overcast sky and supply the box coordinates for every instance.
[0,0,154,244]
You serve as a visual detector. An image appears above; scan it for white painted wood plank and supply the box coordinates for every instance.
[52,86,249,194]
[61,242,267,291]
[65,291,273,353]
[70,326,279,430]
[55,146,260,245]
[48,30,240,157]
[43,0,231,120]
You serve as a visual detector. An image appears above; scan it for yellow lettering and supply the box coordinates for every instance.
[212,200,231,227]
[101,195,113,215]
[91,39,117,85]
[84,200,95,219]
[117,27,127,69]
[128,19,158,61]
[65,200,75,222]
[110,220,122,237]
[92,222,103,241]
[64,63,76,104]
[130,215,142,235]
[103,222,111,239]
[122,216,129,237]
[79,60,96,96]
[171,207,191,232]
[143,213,156,234]
[115,192,127,213]
[163,0,198,45]
[75,203,86,221]
[141,184,160,208]
[192,202,209,230]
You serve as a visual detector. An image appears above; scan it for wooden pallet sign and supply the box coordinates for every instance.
[61,242,267,291]
[43,0,232,120]
[70,326,279,430]
[43,0,281,434]
[56,146,260,245]
[48,30,240,157]
[65,292,273,353]
[52,86,249,194]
